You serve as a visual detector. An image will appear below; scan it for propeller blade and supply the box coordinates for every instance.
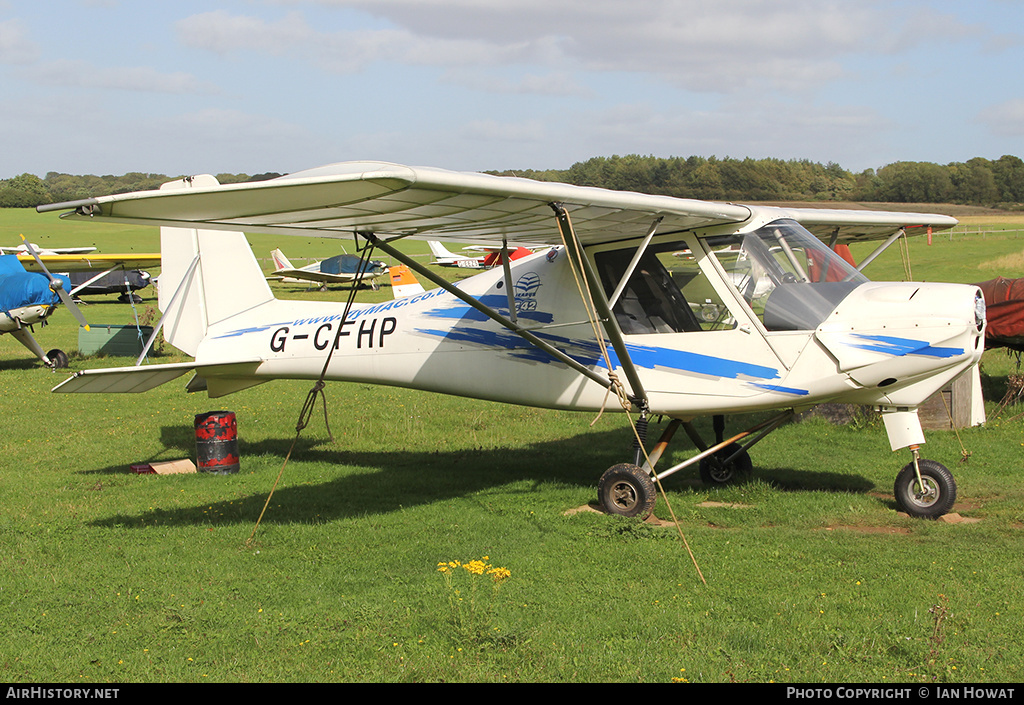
[19,235,91,330]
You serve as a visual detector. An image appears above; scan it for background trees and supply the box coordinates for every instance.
[491,154,1024,207]
[3,157,1022,209]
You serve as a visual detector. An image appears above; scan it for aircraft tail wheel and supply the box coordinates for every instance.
[699,443,752,486]
[45,349,69,369]
[598,463,656,519]
[894,459,956,519]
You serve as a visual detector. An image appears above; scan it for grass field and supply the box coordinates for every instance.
[1,207,1023,683]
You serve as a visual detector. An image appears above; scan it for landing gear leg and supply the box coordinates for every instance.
[652,411,791,485]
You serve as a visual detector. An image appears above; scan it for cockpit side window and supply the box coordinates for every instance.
[594,245,737,334]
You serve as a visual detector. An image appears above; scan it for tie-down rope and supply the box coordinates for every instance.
[247,242,378,545]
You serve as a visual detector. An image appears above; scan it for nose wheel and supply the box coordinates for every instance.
[894,458,956,519]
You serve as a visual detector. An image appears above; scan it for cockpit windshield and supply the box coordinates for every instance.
[593,219,868,336]
[706,219,868,331]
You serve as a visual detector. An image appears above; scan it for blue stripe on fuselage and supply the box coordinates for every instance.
[847,334,963,359]
[415,325,783,383]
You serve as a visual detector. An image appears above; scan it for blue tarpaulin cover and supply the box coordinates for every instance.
[0,255,67,314]
[321,254,385,276]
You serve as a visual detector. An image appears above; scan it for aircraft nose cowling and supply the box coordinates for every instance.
[815,281,984,389]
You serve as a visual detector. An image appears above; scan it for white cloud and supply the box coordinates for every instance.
[175,10,315,57]
[288,0,921,92]
[176,9,550,73]
[461,118,547,143]
[978,99,1024,137]
[0,18,40,64]
[206,1,1002,100]
[441,69,591,97]
[26,59,218,94]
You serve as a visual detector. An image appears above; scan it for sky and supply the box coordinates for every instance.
[2,0,1023,179]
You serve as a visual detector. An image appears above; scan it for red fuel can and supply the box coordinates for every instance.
[194,411,240,474]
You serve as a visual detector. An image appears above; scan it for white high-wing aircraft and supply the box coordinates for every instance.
[39,162,985,519]
[427,240,534,269]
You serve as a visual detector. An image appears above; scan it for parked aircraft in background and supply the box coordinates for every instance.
[3,241,160,303]
[269,248,388,289]
[427,240,534,269]
[69,269,151,303]
[0,238,95,368]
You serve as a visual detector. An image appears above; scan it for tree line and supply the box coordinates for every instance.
[0,171,282,209]
[4,156,1023,208]
[493,154,1024,208]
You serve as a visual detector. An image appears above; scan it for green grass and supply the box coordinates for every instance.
[1,209,1024,683]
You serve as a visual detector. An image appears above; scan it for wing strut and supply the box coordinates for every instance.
[362,233,623,396]
[549,203,649,412]
[856,228,906,273]
[608,217,662,309]
[135,253,200,365]
[500,236,517,325]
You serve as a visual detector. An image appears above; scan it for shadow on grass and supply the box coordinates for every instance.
[0,356,49,371]
[84,419,881,529]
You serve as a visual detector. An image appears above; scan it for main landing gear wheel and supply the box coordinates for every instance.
[699,443,752,486]
[45,349,69,369]
[894,459,956,519]
[598,463,656,519]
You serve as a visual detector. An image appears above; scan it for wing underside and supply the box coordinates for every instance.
[39,161,958,246]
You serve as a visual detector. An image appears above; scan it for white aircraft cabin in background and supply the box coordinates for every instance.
[269,248,388,290]
[427,240,534,269]
[38,162,985,520]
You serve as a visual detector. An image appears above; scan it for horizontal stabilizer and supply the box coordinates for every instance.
[389,264,425,298]
[52,360,263,394]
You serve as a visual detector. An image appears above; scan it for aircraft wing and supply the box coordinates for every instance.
[39,162,752,246]
[762,206,959,244]
[0,246,96,255]
[52,360,262,394]
[270,267,377,284]
[17,253,162,273]
[39,161,956,246]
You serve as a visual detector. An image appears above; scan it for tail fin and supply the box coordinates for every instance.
[427,240,458,259]
[157,175,275,357]
[389,264,425,298]
[270,248,292,272]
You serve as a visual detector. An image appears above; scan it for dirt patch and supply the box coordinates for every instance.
[826,525,914,535]
[697,501,755,509]
[564,503,604,516]
[564,503,703,529]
